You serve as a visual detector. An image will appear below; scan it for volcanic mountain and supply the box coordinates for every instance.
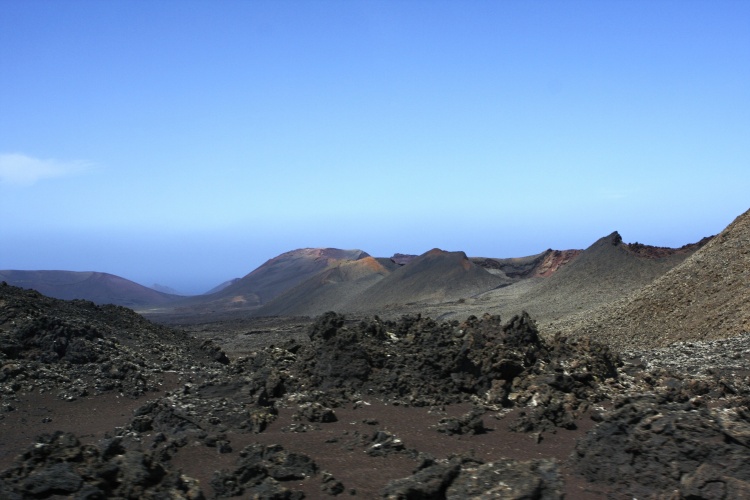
[472,248,582,280]
[199,248,523,319]
[0,270,181,308]
[500,231,706,321]
[203,278,241,295]
[173,248,370,313]
[343,248,507,313]
[147,247,582,322]
[418,231,711,326]
[254,256,397,317]
[560,208,750,348]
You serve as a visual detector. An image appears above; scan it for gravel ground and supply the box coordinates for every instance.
[623,330,750,377]
[3,282,750,499]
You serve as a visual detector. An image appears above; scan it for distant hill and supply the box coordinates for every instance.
[390,253,418,266]
[470,231,709,325]
[6,218,728,330]
[173,248,371,313]
[203,278,240,295]
[255,256,395,317]
[559,209,748,348]
[151,283,183,295]
[144,246,586,321]
[250,247,584,318]
[472,249,582,279]
[345,249,507,313]
[0,270,181,308]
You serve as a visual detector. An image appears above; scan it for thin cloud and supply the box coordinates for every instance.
[0,153,93,186]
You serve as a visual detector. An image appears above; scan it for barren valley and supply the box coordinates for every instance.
[1,208,749,499]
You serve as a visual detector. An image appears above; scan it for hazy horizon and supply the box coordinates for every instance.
[2,1,748,294]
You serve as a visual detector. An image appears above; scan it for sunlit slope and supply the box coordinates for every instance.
[558,208,750,348]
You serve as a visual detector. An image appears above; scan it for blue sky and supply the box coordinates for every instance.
[1,1,748,294]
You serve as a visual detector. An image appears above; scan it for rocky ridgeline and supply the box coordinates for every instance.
[2,281,750,498]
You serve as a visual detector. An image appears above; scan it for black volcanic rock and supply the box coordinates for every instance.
[381,458,461,498]
[0,282,228,399]
[574,395,750,498]
[9,315,104,364]
[233,311,621,431]
[211,444,316,498]
[0,431,204,499]
[436,407,486,435]
[382,456,563,499]
[3,274,750,498]
[446,458,563,499]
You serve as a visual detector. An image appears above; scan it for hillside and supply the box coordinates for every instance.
[255,256,395,317]
[345,248,507,313]
[493,231,704,323]
[402,232,709,325]
[556,209,750,348]
[472,248,582,279]
[203,277,240,295]
[172,248,369,312]
[0,270,181,308]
